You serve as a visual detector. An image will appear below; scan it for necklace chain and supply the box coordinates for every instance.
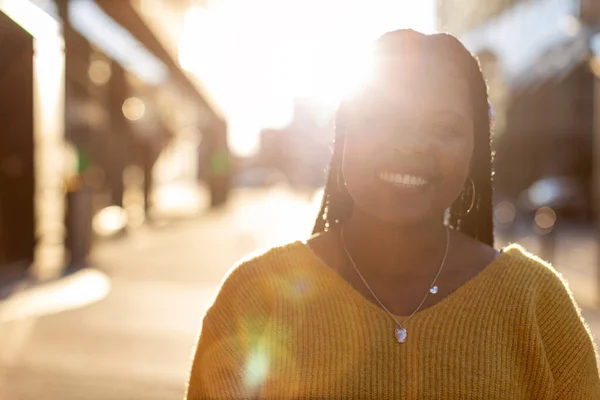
[340,226,450,336]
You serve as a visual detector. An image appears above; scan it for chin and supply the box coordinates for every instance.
[364,207,436,228]
[346,181,446,227]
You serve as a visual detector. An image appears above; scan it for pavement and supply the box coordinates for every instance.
[0,186,598,399]
[0,187,321,400]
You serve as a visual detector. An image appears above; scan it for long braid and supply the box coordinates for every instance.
[312,110,353,235]
[446,36,495,246]
[312,30,495,247]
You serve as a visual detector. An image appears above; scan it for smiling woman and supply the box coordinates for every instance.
[185,30,599,399]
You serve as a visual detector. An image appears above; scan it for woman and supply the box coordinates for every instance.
[186,30,599,399]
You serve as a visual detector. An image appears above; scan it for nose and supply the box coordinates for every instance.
[391,131,430,156]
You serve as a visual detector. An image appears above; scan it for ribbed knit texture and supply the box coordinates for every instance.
[186,242,600,399]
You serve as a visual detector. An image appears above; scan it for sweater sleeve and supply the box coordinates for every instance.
[536,266,600,399]
[185,260,272,400]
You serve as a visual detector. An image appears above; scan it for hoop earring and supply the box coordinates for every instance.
[456,177,476,217]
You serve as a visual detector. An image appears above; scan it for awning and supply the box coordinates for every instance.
[29,0,224,133]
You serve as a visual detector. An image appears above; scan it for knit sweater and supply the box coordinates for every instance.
[186,242,600,399]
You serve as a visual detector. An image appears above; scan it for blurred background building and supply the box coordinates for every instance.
[242,98,333,189]
[0,0,230,288]
[439,0,600,257]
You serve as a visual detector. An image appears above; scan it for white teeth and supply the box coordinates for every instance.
[378,172,428,187]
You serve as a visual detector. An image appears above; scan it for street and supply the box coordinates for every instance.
[0,187,599,399]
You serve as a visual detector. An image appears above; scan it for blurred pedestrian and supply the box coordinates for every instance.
[186,30,599,399]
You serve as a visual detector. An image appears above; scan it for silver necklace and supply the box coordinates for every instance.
[340,226,450,343]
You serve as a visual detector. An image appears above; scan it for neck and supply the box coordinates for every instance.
[339,209,448,278]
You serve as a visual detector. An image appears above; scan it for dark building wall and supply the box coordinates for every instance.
[494,65,595,197]
[0,12,35,271]
[437,0,596,219]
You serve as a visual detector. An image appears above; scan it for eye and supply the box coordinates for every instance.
[431,122,461,139]
[348,113,391,136]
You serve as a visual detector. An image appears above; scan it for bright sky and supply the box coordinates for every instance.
[179,0,436,156]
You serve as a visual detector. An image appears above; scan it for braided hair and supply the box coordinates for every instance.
[312,30,495,246]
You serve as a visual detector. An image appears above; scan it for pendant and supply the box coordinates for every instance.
[395,327,407,343]
[430,286,438,294]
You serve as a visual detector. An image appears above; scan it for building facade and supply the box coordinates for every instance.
[0,9,36,287]
[438,0,600,222]
[0,0,226,286]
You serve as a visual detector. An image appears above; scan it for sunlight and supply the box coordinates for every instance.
[178,7,215,75]
[0,269,111,323]
[244,343,270,389]
[0,0,58,39]
[267,39,375,108]
[178,0,435,156]
[93,206,128,237]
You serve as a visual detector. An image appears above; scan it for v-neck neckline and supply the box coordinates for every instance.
[296,240,510,322]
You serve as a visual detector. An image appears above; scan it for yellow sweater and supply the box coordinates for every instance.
[186,242,600,399]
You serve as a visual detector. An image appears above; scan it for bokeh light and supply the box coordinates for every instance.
[534,207,557,230]
[88,58,111,85]
[244,343,270,389]
[494,201,517,225]
[92,206,128,237]
[122,97,146,121]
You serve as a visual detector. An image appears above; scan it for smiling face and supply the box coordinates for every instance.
[340,43,475,227]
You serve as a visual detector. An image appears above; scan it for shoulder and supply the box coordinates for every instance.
[221,240,309,287]
[501,246,600,394]
[200,241,311,336]
[495,243,570,294]
[205,241,310,316]
[487,243,586,322]
[498,244,592,335]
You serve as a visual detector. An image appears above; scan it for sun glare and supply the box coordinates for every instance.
[266,39,375,108]
[178,0,435,156]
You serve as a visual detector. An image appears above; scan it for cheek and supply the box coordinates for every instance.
[341,137,379,176]
[436,140,473,201]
